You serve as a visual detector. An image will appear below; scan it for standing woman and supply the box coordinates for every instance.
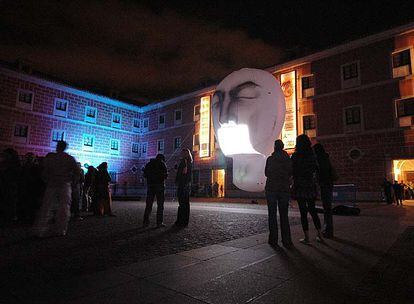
[95,162,115,216]
[175,149,193,227]
[291,134,323,244]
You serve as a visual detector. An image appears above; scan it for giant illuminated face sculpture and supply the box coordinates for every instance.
[212,68,286,192]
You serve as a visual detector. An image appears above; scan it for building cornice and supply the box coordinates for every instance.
[266,22,414,74]
[0,67,142,112]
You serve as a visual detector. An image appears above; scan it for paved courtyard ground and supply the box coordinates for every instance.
[1,200,413,303]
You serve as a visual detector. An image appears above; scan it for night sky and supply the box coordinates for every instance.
[1,0,413,103]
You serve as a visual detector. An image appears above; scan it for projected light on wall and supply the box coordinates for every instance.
[212,68,286,192]
[199,96,211,158]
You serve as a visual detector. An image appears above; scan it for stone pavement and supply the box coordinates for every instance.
[2,201,414,303]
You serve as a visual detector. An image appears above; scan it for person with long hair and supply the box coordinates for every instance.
[291,134,323,244]
[175,149,193,227]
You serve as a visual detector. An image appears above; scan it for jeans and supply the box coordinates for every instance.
[143,184,165,225]
[297,199,321,231]
[265,191,292,245]
[320,185,334,237]
[176,184,190,226]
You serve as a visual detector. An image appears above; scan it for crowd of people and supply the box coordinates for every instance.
[382,179,412,206]
[0,141,115,235]
[1,135,410,244]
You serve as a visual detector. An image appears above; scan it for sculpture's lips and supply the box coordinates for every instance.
[217,122,261,156]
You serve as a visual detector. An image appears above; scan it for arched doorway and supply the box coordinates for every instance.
[393,159,414,182]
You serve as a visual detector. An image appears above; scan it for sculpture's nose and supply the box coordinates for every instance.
[219,95,237,124]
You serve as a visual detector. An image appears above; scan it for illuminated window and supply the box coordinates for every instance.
[110,139,120,155]
[13,124,29,143]
[141,142,148,158]
[85,106,97,124]
[54,98,68,117]
[142,118,149,132]
[158,114,166,129]
[194,104,200,121]
[82,134,95,151]
[341,61,360,89]
[132,142,140,157]
[133,118,141,133]
[111,113,122,129]
[174,137,181,151]
[393,49,411,68]
[392,49,412,78]
[301,75,314,98]
[51,129,66,142]
[396,97,414,117]
[16,89,34,110]
[174,109,182,125]
[157,139,165,154]
[193,133,200,152]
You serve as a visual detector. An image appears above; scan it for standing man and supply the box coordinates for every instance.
[34,141,77,237]
[264,140,293,248]
[142,154,168,228]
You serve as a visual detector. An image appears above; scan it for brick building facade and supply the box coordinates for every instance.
[1,22,413,200]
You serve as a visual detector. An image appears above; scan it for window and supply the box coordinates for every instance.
[194,104,200,121]
[345,107,361,125]
[341,61,360,89]
[392,49,412,78]
[393,49,411,68]
[142,118,149,132]
[302,115,316,138]
[301,75,314,98]
[141,142,148,158]
[16,89,34,110]
[193,134,200,151]
[158,114,166,129]
[303,115,316,130]
[82,134,95,151]
[54,98,68,117]
[13,124,29,143]
[85,106,97,124]
[51,129,65,142]
[174,109,182,125]
[157,139,165,153]
[133,118,141,133]
[396,97,414,117]
[132,142,140,157]
[174,137,181,151]
[342,63,358,80]
[110,139,120,155]
[344,106,363,133]
[111,113,122,129]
